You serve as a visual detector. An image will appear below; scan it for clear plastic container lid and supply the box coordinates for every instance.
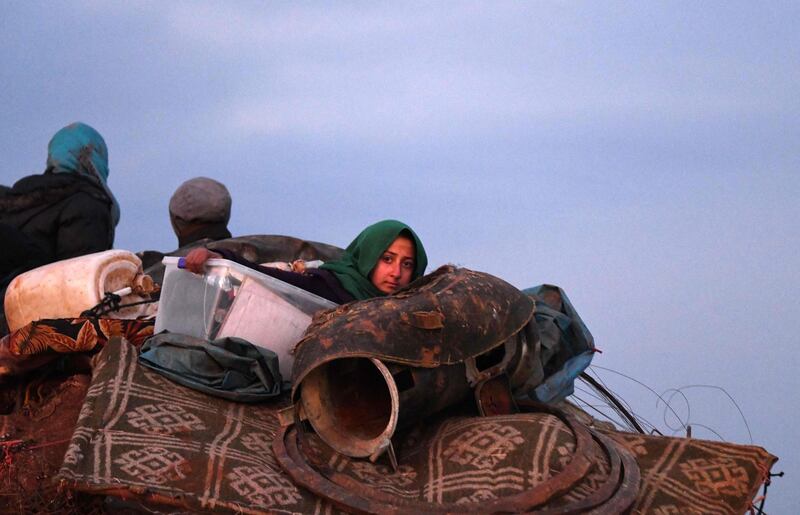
[155,257,337,380]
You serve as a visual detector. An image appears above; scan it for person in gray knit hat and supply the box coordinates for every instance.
[168,177,232,247]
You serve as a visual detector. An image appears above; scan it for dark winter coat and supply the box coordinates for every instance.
[0,172,115,270]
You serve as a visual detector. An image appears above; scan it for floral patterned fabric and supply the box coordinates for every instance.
[7,317,154,355]
[0,317,154,378]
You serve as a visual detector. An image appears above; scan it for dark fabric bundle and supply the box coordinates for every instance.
[139,332,282,402]
[522,284,596,404]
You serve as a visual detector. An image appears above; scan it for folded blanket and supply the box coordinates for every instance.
[139,332,282,402]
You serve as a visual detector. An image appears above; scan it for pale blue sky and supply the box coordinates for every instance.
[2,2,798,510]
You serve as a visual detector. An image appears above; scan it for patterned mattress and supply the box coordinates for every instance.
[54,337,776,514]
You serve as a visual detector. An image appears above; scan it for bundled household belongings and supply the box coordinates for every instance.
[155,256,336,381]
[0,251,780,513]
[46,337,778,514]
[4,249,156,333]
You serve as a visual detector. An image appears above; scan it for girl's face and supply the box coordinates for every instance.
[370,236,416,294]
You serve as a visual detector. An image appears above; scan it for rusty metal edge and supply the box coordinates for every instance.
[584,432,641,515]
[273,423,380,515]
[532,428,623,515]
[276,408,596,514]
[293,266,537,391]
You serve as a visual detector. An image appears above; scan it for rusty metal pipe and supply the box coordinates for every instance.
[298,342,530,459]
[299,357,475,459]
[299,357,399,458]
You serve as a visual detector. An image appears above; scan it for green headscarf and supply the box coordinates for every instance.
[321,219,428,300]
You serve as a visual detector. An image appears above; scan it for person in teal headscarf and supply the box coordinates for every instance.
[184,219,428,304]
[1,122,119,274]
[46,122,120,226]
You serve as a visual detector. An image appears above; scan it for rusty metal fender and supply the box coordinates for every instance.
[292,265,534,389]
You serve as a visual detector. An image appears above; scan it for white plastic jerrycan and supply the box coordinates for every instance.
[4,249,155,333]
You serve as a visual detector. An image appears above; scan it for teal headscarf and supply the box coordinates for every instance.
[321,219,428,300]
[46,122,120,226]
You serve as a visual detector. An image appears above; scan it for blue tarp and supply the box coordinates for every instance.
[521,284,595,404]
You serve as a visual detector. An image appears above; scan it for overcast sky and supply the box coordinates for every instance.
[2,2,798,511]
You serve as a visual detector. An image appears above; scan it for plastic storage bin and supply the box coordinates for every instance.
[155,257,337,381]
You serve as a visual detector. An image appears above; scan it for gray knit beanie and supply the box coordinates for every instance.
[168,177,231,223]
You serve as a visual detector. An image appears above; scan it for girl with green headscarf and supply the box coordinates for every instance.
[320,219,427,300]
[184,219,428,304]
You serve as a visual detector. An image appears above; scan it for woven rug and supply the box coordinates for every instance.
[57,338,776,514]
[602,431,776,514]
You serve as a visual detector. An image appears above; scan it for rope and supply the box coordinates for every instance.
[80,292,121,318]
[749,466,783,515]
[0,437,72,455]
[579,372,646,434]
[0,436,74,482]
[0,440,24,474]
[80,293,157,318]
[0,436,82,514]
[759,471,783,515]
[23,438,72,452]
